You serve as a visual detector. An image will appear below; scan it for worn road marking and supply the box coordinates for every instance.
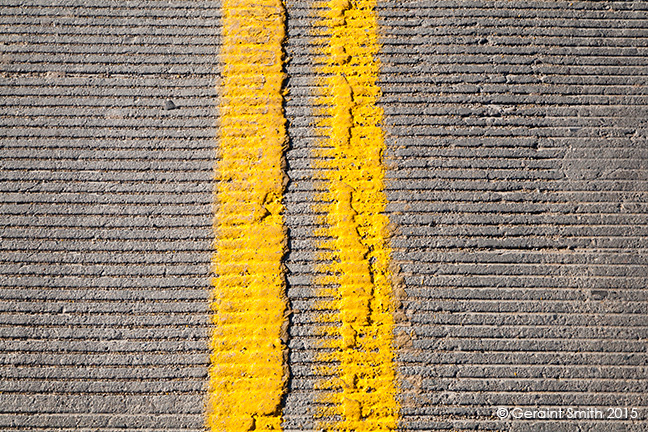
[314,0,400,430]
[208,0,289,430]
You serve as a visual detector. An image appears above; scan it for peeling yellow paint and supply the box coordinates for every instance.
[314,0,400,430]
[208,0,288,430]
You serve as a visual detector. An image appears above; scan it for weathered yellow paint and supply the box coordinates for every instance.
[314,0,400,430]
[208,0,288,430]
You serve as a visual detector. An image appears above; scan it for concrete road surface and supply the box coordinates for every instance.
[1,0,647,431]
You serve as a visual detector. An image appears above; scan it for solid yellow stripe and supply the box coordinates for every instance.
[314,0,400,430]
[207,0,288,431]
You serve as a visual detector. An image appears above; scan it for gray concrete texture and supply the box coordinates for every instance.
[1,0,647,431]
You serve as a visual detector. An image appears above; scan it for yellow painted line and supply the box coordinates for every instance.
[207,0,288,431]
[314,0,400,430]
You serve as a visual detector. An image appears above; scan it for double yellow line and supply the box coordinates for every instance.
[209,0,398,430]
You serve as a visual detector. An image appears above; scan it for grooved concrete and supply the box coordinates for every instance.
[0,1,218,430]
[378,1,648,431]
[1,0,648,431]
